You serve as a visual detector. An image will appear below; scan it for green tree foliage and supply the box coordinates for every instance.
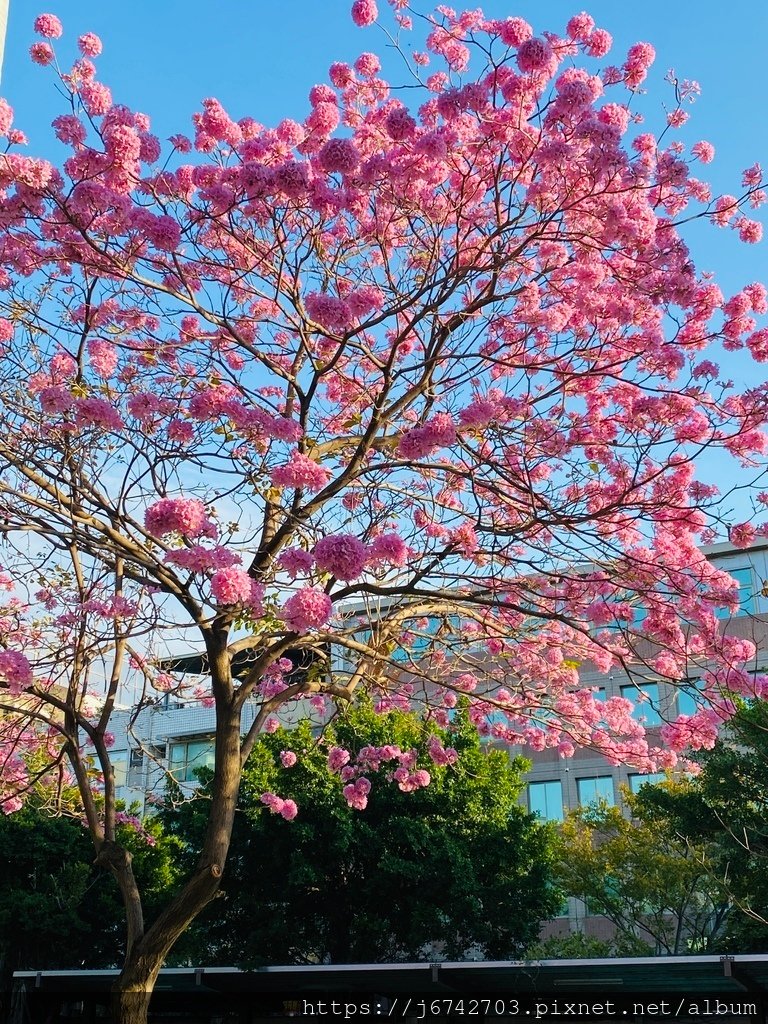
[635,701,768,950]
[526,933,615,961]
[0,801,182,988]
[164,703,561,964]
[555,787,730,956]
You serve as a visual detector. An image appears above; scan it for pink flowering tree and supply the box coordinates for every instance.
[1,5,767,1021]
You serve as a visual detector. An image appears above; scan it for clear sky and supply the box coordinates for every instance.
[1,0,767,516]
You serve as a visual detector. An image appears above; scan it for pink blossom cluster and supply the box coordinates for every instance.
[34,13,62,38]
[729,522,756,549]
[280,750,298,768]
[305,291,355,334]
[260,792,298,820]
[75,397,124,432]
[327,745,351,772]
[164,544,241,575]
[350,0,377,28]
[87,339,119,378]
[314,534,368,580]
[392,765,431,793]
[0,650,34,695]
[426,735,458,767]
[622,41,655,90]
[277,548,315,578]
[281,588,333,633]
[144,498,215,539]
[271,452,331,492]
[397,413,456,459]
[660,710,720,753]
[343,776,371,810]
[355,744,402,771]
[210,567,264,611]
[367,533,408,567]
[318,138,359,175]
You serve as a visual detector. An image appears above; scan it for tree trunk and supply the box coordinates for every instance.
[108,693,243,1024]
[111,984,153,1024]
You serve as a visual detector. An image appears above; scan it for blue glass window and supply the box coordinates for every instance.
[677,680,703,717]
[715,566,755,618]
[528,780,564,821]
[628,773,666,793]
[577,776,614,806]
[620,683,662,726]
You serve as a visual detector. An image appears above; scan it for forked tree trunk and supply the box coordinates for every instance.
[108,688,243,1024]
[111,983,153,1024]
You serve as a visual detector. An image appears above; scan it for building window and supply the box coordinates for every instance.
[577,776,614,806]
[715,566,755,618]
[111,753,128,789]
[620,683,662,726]
[528,780,564,821]
[677,680,703,717]
[628,773,666,793]
[168,738,215,783]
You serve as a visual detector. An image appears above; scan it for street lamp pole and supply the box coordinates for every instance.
[0,0,9,87]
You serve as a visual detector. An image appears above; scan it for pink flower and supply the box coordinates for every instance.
[280,799,298,820]
[386,106,416,140]
[318,138,359,175]
[343,776,371,810]
[397,413,456,459]
[282,588,333,633]
[34,13,63,38]
[87,339,118,378]
[280,750,298,768]
[354,52,381,77]
[329,62,355,88]
[260,791,297,820]
[351,0,377,27]
[737,218,763,244]
[277,547,315,578]
[426,736,458,766]
[305,291,354,333]
[271,452,331,492]
[692,141,715,164]
[29,42,55,65]
[497,17,532,47]
[328,746,351,772]
[0,99,13,137]
[144,497,214,539]
[210,567,253,605]
[314,534,368,580]
[39,386,74,416]
[0,650,34,695]
[78,33,102,57]
[517,37,553,74]
[367,533,408,568]
[585,28,612,57]
[75,397,124,431]
[80,82,112,117]
[730,522,756,549]
[566,13,595,42]
[167,419,195,444]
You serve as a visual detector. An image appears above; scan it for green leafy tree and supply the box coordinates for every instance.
[555,787,730,956]
[163,704,561,964]
[0,802,182,991]
[526,933,615,961]
[636,702,768,950]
